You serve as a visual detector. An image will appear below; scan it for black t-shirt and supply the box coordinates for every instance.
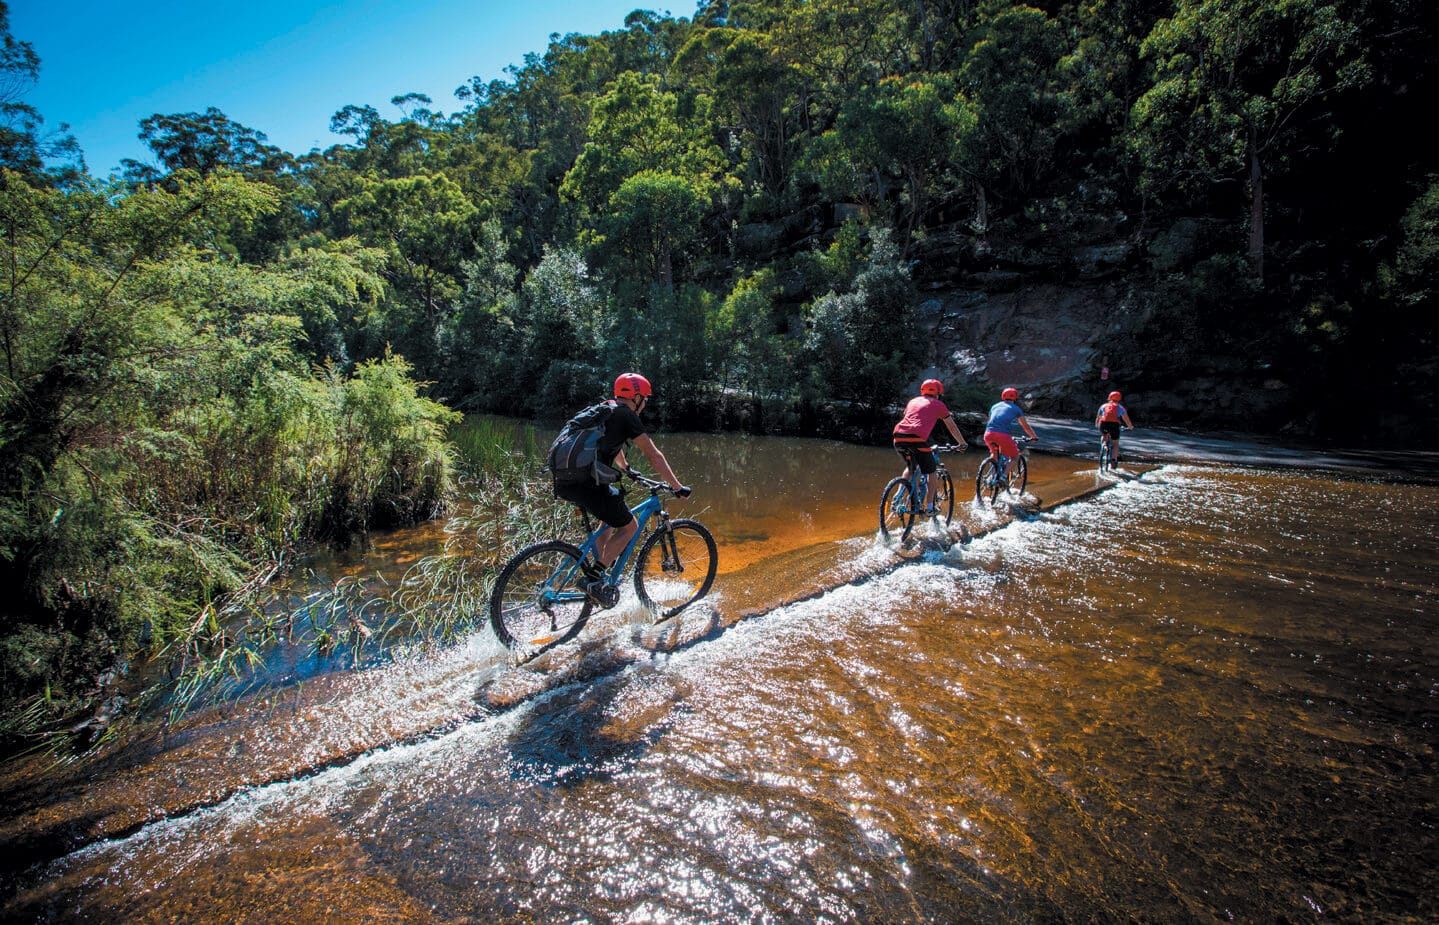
[596,402,645,466]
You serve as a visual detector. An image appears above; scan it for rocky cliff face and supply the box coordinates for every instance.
[912,279,1301,433]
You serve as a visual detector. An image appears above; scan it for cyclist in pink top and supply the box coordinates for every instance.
[892,379,968,512]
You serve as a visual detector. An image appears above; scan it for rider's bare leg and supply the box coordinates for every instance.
[596,520,637,570]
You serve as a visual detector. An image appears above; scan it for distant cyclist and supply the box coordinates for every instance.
[982,387,1038,474]
[1095,390,1134,462]
[892,379,968,512]
[550,372,689,601]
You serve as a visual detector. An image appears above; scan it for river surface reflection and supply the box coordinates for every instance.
[305,418,1090,583]
[2,428,1436,923]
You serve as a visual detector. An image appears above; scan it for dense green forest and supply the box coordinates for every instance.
[1,0,1436,745]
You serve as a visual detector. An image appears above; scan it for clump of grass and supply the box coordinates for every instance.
[138,421,577,726]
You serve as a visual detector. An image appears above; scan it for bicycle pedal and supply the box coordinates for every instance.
[584,579,620,609]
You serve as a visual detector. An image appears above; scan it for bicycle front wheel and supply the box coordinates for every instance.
[880,477,917,541]
[635,519,718,618]
[974,459,1001,506]
[1007,456,1028,496]
[490,540,593,650]
[933,470,955,526]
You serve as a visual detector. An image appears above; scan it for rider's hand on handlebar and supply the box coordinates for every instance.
[674,485,692,498]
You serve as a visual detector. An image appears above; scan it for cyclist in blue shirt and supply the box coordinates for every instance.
[982,387,1037,472]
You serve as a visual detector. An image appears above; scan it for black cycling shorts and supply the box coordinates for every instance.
[553,479,634,528]
[893,440,938,474]
[1099,421,1122,440]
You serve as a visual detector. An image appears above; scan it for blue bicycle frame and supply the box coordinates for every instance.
[574,490,665,585]
[898,446,956,511]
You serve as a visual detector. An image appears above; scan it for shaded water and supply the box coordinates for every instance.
[3,441,1437,922]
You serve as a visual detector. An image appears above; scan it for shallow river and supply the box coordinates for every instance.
[2,427,1436,923]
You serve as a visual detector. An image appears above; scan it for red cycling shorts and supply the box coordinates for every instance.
[983,431,1019,458]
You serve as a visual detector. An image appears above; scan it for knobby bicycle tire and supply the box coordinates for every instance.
[974,459,1002,506]
[1099,436,1113,473]
[489,540,593,651]
[934,470,955,526]
[1009,456,1028,496]
[880,477,917,542]
[635,519,718,618]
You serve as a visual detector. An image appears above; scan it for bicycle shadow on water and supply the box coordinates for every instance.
[474,596,726,714]
[476,604,723,789]
[496,656,695,789]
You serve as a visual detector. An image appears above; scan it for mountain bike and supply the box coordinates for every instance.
[489,471,718,655]
[974,436,1034,506]
[1098,430,1115,474]
[880,444,963,543]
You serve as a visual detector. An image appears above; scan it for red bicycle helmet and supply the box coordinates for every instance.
[1001,387,1019,401]
[920,379,944,397]
[614,372,652,399]
[1108,391,1122,402]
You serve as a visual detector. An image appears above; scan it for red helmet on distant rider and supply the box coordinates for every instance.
[1108,391,1122,402]
[1001,387,1019,401]
[614,372,652,399]
[920,379,944,397]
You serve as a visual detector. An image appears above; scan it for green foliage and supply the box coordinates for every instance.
[600,170,708,285]
[710,269,789,401]
[803,227,921,411]
[804,75,975,241]
[0,169,456,747]
[1129,0,1370,206]
[0,4,81,182]
[1381,177,1439,309]
[957,3,1071,200]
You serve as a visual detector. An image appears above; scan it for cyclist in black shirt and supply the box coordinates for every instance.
[551,372,688,598]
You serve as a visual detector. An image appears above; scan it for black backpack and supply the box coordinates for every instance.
[547,401,622,485]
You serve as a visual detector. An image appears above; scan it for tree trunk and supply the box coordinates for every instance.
[658,237,673,288]
[915,0,935,70]
[1248,125,1265,283]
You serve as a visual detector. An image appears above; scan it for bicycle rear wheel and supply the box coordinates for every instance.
[974,459,1001,506]
[635,519,718,618]
[1099,436,1113,472]
[1007,455,1028,496]
[489,540,593,651]
[880,477,917,541]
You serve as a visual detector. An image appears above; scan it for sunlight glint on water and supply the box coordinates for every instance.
[10,464,1437,923]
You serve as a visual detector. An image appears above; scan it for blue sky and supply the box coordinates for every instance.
[9,0,676,177]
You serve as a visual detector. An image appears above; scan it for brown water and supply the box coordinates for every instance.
[2,430,1436,924]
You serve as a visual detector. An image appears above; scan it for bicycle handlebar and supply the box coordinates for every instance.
[623,468,690,496]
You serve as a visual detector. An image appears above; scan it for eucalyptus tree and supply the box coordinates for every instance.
[802,228,921,413]
[1059,0,1175,203]
[337,172,480,373]
[127,107,290,178]
[955,2,1072,226]
[710,268,790,408]
[0,2,81,182]
[803,74,975,248]
[561,70,734,288]
[1129,0,1371,281]
[676,23,805,211]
